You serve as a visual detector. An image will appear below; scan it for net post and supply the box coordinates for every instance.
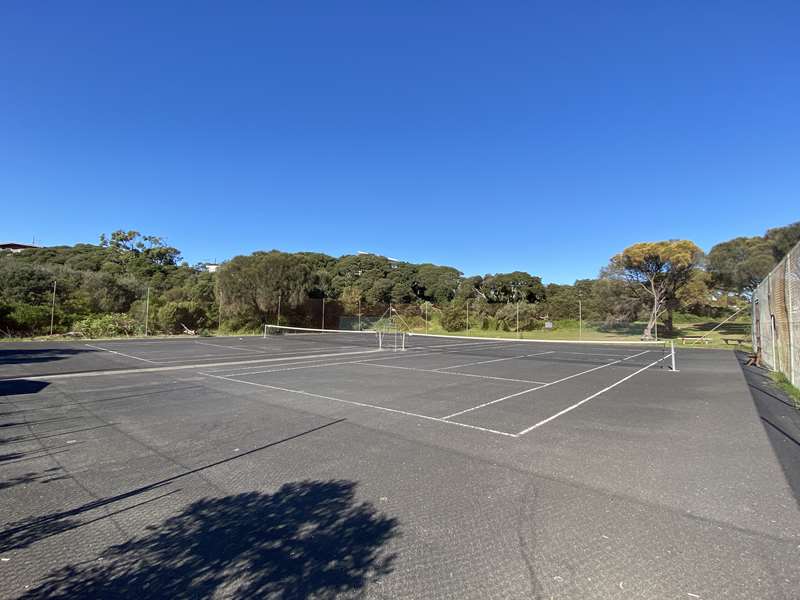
[263,324,267,339]
[402,332,406,351]
[670,340,677,372]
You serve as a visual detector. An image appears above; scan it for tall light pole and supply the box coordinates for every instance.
[578,291,582,340]
[49,280,57,335]
[321,295,325,330]
[144,286,150,336]
[466,300,470,334]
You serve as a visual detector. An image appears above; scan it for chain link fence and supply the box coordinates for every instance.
[753,240,800,386]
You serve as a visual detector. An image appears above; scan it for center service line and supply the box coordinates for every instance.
[441,349,651,420]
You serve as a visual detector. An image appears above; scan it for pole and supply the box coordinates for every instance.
[671,340,676,372]
[276,292,281,326]
[49,280,57,335]
[516,301,520,339]
[578,298,582,340]
[321,296,325,330]
[425,302,428,334]
[358,298,361,331]
[144,287,150,336]
[466,300,469,333]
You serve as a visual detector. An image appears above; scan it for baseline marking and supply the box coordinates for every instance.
[360,362,548,386]
[515,353,671,435]
[435,350,555,371]
[442,349,652,420]
[19,349,382,381]
[201,373,517,438]
[85,344,159,364]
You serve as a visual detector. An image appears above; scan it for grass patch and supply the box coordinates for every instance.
[769,371,800,410]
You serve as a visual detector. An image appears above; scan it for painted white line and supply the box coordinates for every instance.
[194,340,264,352]
[409,340,528,352]
[214,345,505,377]
[201,373,517,438]
[435,350,555,370]
[85,344,159,364]
[361,362,548,385]
[212,345,494,378]
[153,345,367,364]
[515,354,671,435]
[22,349,382,381]
[441,349,652,420]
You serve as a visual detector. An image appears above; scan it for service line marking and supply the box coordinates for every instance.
[18,349,382,381]
[85,344,159,364]
[515,353,671,435]
[200,372,517,438]
[360,362,548,386]
[442,349,652,420]
[434,350,555,371]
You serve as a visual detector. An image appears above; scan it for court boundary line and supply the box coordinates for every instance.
[200,372,518,438]
[84,344,159,364]
[20,349,383,381]
[211,348,551,386]
[359,361,549,386]
[442,349,652,420]
[515,353,671,435]
[434,350,555,371]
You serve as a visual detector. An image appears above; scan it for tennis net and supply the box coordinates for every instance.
[265,324,408,351]
[404,332,677,370]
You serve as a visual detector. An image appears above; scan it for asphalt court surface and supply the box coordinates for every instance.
[1,334,798,598]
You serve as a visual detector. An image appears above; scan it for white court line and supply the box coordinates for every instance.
[211,346,477,378]
[515,353,671,435]
[23,349,382,380]
[152,345,367,364]
[442,349,652,420]
[194,340,270,352]
[85,344,159,364]
[200,373,517,438]
[212,345,494,378]
[409,340,526,352]
[361,362,549,386]
[435,350,555,371]
[213,342,542,379]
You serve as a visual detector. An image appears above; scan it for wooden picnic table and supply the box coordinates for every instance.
[678,336,711,344]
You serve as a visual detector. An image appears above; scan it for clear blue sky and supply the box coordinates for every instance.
[1,2,798,283]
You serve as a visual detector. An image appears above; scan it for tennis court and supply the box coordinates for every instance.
[1,332,798,599]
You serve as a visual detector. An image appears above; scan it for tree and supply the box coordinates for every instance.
[765,221,800,261]
[479,272,545,303]
[610,240,703,339]
[707,237,775,296]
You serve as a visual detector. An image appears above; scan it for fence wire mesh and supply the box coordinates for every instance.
[753,241,800,386]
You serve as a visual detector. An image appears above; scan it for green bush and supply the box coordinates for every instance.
[495,303,544,331]
[74,313,138,338]
[158,301,207,334]
[440,303,468,331]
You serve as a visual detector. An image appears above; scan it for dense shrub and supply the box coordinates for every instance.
[495,303,544,331]
[74,313,138,338]
[158,301,207,333]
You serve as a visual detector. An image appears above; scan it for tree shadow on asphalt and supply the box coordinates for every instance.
[16,480,400,599]
[0,348,95,366]
[0,380,50,398]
